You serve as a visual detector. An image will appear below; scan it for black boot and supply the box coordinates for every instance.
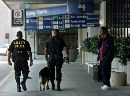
[17,82,21,92]
[51,80,55,90]
[15,76,21,92]
[21,81,27,91]
[57,82,62,91]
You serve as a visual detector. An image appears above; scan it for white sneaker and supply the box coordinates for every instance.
[101,85,111,90]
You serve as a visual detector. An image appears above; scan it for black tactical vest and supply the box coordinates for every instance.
[12,39,29,60]
[47,37,64,59]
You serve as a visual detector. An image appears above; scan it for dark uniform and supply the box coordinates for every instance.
[99,34,115,87]
[8,39,31,89]
[45,36,66,90]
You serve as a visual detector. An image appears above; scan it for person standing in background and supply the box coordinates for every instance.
[98,27,115,90]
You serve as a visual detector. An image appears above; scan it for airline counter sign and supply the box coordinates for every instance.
[12,10,24,26]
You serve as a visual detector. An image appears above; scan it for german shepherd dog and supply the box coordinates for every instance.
[39,67,50,91]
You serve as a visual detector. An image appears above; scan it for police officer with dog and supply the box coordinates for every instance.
[44,29,69,91]
[8,31,33,92]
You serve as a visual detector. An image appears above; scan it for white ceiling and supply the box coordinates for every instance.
[2,0,102,10]
[2,0,73,9]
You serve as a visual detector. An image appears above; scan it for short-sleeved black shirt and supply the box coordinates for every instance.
[8,39,31,55]
[45,37,66,55]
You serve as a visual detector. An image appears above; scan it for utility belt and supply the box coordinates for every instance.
[12,51,29,61]
[15,51,24,54]
[49,54,63,60]
[15,51,27,56]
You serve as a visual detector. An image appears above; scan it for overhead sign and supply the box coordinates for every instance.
[25,14,99,31]
[52,15,65,29]
[67,2,94,14]
[70,14,99,28]
[43,16,52,30]
[70,14,87,28]
[12,10,23,26]
[26,5,67,18]
[25,18,38,31]
[26,1,94,18]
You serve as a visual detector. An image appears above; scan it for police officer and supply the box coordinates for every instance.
[8,31,33,92]
[44,29,69,91]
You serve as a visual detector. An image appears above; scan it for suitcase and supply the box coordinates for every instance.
[93,64,102,82]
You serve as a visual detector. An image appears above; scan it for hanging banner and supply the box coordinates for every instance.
[12,10,24,26]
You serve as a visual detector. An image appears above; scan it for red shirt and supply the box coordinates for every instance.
[99,45,103,61]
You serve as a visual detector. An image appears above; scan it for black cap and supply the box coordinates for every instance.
[16,31,22,36]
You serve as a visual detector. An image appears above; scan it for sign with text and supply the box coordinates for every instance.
[26,1,94,18]
[70,14,87,28]
[25,18,38,31]
[26,5,67,18]
[52,15,65,29]
[67,2,94,14]
[69,14,99,27]
[25,14,99,31]
[43,16,52,30]
[12,10,23,26]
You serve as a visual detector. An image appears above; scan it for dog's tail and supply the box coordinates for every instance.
[39,75,43,91]
[39,75,42,84]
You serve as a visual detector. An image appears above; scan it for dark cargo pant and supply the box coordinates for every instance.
[48,59,63,83]
[101,58,112,87]
[14,56,29,83]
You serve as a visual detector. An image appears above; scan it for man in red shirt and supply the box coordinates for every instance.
[98,27,115,90]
